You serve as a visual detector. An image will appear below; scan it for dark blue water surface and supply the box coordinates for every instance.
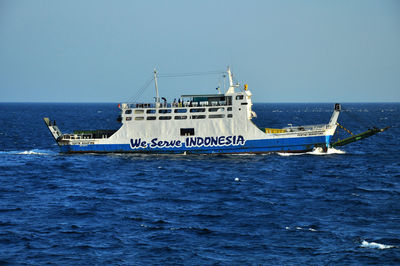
[0,103,399,265]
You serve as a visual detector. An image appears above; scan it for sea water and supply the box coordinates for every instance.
[0,103,399,264]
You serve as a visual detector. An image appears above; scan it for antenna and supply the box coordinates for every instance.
[154,69,160,108]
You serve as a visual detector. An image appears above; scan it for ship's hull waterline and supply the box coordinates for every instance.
[59,134,332,154]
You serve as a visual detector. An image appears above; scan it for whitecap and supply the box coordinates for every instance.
[3,149,54,155]
[17,151,46,155]
[307,147,345,156]
[277,152,306,157]
[277,147,345,156]
[360,240,395,250]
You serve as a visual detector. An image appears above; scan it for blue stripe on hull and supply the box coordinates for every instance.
[60,135,332,154]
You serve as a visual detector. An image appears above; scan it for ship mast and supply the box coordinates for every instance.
[154,69,160,108]
[226,66,235,94]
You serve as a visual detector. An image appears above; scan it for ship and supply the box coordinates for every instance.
[44,67,386,154]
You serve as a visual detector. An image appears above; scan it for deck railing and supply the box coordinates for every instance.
[124,101,230,109]
[283,124,331,132]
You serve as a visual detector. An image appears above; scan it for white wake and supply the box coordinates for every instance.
[278,147,345,156]
[0,149,54,155]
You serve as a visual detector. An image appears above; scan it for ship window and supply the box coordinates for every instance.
[191,115,206,119]
[147,116,156,120]
[135,117,144,120]
[227,114,233,118]
[174,116,187,120]
[180,128,195,136]
[159,116,172,120]
[126,117,132,121]
[159,109,171,114]
[147,109,156,114]
[236,95,244,100]
[125,109,132,114]
[174,109,187,113]
[241,102,248,105]
[209,114,225,119]
[190,108,205,113]
[227,107,232,111]
[209,107,224,112]
[134,110,144,114]
[226,96,232,105]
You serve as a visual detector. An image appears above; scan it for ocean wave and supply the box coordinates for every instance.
[169,226,213,235]
[277,152,306,157]
[307,147,345,155]
[277,147,345,156]
[285,226,318,232]
[360,240,396,250]
[17,150,49,155]
[228,153,257,156]
[0,149,55,155]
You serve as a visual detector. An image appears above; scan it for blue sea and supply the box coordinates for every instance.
[0,102,399,265]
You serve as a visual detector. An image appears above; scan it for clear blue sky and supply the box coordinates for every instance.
[1,0,399,102]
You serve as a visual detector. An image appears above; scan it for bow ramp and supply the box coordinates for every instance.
[43,117,63,143]
[331,126,389,148]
